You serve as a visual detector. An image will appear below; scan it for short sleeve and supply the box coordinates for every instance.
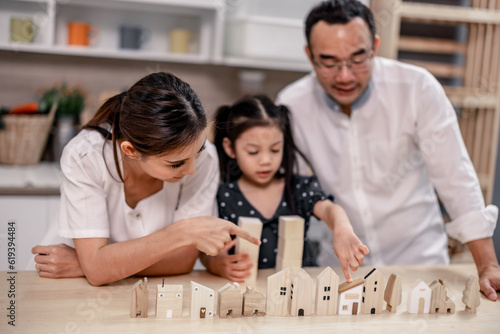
[58,137,111,239]
[172,141,220,221]
[294,175,334,220]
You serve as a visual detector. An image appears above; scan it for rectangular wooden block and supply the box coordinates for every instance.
[235,216,263,284]
[278,216,305,240]
[277,237,303,260]
[276,254,302,272]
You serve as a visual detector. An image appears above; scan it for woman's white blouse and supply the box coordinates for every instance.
[56,129,219,244]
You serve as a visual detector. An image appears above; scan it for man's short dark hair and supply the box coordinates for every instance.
[305,0,376,47]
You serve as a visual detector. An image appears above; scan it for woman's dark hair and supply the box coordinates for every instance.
[213,94,310,215]
[305,0,376,46]
[83,72,206,181]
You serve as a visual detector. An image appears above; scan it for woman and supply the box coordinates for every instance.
[31,72,259,286]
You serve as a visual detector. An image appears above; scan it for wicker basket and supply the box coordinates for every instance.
[0,103,57,165]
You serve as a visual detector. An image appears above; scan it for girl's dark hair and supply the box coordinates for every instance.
[214,94,310,215]
[305,0,376,46]
[83,72,206,181]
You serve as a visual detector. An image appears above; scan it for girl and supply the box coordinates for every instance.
[31,72,259,285]
[202,95,368,282]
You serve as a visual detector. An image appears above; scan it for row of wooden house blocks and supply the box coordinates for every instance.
[268,267,480,316]
[131,268,480,318]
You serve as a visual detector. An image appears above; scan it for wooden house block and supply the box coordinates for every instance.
[407,279,431,314]
[276,216,304,272]
[235,217,263,285]
[289,268,313,317]
[361,268,386,314]
[315,266,339,316]
[338,277,364,315]
[156,283,183,318]
[429,279,455,314]
[218,282,243,318]
[266,268,292,317]
[384,273,402,313]
[242,286,266,317]
[462,275,480,314]
[190,281,215,319]
[130,277,148,318]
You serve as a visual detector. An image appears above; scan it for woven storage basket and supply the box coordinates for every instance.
[0,103,57,165]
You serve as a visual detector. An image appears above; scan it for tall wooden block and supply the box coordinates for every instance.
[266,268,292,317]
[190,281,215,319]
[235,217,263,285]
[289,268,313,317]
[276,216,304,272]
[315,266,339,316]
[156,284,183,318]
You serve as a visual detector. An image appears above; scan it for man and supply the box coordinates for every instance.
[276,0,500,300]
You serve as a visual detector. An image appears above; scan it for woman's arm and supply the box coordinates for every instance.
[313,200,369,282]
[72,216,259,286]
[136,245,199,277]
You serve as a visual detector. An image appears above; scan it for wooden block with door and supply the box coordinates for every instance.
[190,281,215,319]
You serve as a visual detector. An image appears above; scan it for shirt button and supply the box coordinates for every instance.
[136,213,141,219]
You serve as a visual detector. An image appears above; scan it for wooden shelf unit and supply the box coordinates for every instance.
[371,0,500,203]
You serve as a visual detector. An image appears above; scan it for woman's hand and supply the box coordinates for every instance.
[31,244,84,278]
[180,216,261,256]
[201,239,253,282]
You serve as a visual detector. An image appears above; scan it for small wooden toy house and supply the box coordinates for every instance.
[361,268,386,314]
[218,282,243,318]
[266,268,292,316]
[130,277,148,318]
[289,268,313,317]
[156,283,183,318]
[242,286,266,317]
[235,217,263,285]
[338,278,364,315]
[407,279,431,314]
[429,279,455,314]
[276,216,304,272]
[315,266,339,316]
[190,281,215,319]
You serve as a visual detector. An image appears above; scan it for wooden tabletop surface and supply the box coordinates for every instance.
[1,264,499,333]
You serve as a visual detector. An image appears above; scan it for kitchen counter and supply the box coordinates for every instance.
[0,162,61,195]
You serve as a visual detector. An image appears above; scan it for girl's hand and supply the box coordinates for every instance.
[202,239,254,282]
[181,216,261,257]
[31,244,85,278]
[333,223,369,282]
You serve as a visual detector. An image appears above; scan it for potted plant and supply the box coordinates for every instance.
[39,83,86,161]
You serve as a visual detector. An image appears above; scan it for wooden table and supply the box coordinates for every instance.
[1,264,499,333]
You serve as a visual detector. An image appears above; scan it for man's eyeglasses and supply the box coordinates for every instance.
[313,50,374,77]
